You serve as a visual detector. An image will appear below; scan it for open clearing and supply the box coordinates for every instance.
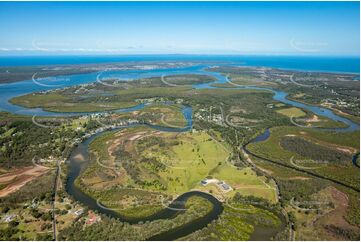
[276,107,306,118]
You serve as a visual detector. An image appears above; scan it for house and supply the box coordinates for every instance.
[217,181,232,191]
[2,214,16,223]
[74,209,83,216]
[201,179,232,192]
[221,183,231,191]
[85,211,101,225]
[201,179,233,192]
[200,178,218,186]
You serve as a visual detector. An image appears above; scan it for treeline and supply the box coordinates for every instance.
[58,196,212,240]
[277,178,328,202]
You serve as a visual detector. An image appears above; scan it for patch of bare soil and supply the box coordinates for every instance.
[258,167,273,175]
[286,176,311,180]
[0,166,49,197]
[313,187,359,240]
[297,132,356,154]
[73,153,85,162]
[306,115,320,123]
[229,106,247,114]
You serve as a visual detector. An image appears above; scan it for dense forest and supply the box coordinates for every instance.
[0,117,100,168]
[280,136,352,163]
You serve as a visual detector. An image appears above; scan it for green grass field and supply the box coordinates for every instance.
[147,131,229,193]
[10,92,137,112]
[276,107,306,118]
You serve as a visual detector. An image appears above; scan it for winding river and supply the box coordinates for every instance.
[0,63,359,240]
[65,118,227,240]
[66,122,285,240]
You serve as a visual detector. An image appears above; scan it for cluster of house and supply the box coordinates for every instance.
[135,97,184,104]
[1,199,39,223]
[200,178,232,192]
[73,118,139,144]
[194,108,223,125]
[37,156,64,164]
[322,97,357,110]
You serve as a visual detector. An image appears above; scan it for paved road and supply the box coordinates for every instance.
[52,161,61,241]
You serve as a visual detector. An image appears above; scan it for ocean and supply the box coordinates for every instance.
[0,55,359,74]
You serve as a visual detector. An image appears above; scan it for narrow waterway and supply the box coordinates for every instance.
[352,153,360,168]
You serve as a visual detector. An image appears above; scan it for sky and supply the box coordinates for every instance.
[0,1,359,56]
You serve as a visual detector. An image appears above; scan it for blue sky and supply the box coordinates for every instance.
[0,1,359,56]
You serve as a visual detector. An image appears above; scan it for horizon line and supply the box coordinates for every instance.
[0,53,359,58]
